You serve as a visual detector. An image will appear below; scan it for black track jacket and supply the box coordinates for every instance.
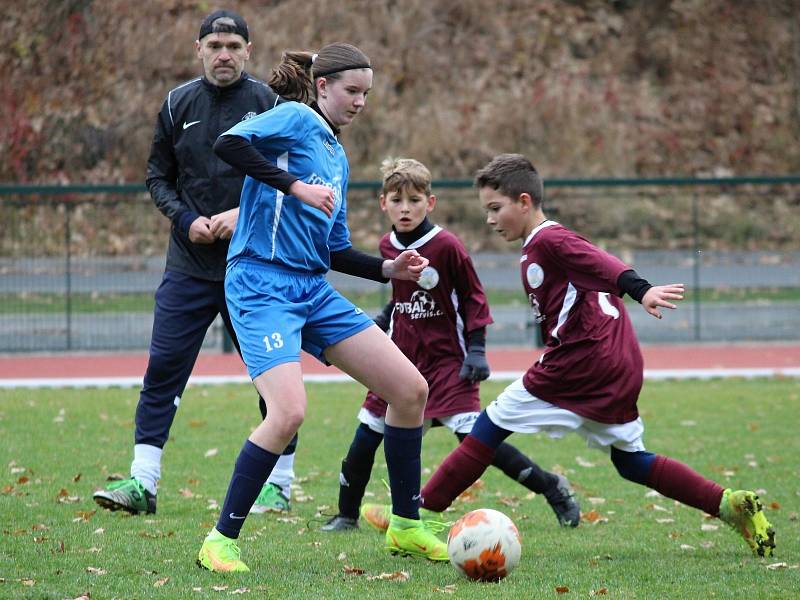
[145,73,281,281]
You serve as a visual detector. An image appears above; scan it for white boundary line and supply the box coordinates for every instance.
[1,368,799,389]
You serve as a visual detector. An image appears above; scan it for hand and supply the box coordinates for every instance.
[641,283,684,319]
[210,208,239,240]
[289,180,335,217]
[459,347,490,384]
[188,216,215,244]
[383,250,429,281]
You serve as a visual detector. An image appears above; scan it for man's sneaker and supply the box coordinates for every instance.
[718,489,776,557]
[385,514,449,561]
[93,478,156,515]
[320,515,358,532]
[543,474,580,528]
[197,528,250,572]
[250,483,290,514]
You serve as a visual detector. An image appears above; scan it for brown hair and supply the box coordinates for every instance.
[474,153,544,207]
[268,42,371,103]
[380,158,432,196]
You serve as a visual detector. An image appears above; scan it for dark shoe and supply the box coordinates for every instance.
[544,474,580,527]
[320,515,359,532]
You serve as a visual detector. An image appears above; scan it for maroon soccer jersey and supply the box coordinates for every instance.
[520,221,644,424]
[363,226,493,419]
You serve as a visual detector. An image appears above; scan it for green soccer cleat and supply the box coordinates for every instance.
[93,478,156,515]
[361,503,451,533]
[197,528,250,572]
[385,514,449,561]
[250,483,291,514]
[718,489,776,557]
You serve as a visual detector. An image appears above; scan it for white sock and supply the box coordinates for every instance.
[267,452,296,496]
[131,444,162,495]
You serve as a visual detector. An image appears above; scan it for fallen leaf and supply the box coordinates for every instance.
[337,552,347,561]
[343,565,365,575]
[433,584,457,593]
[769,502,780,510]
[22,578,35,586]
[576,456,596,468]
[656,518,675,524]
[555,586,570,593]
[680,544,695,551]
[587,497,606,505]
[590,589,608,596]
[179,488,195,498]
[212,585,229,591]
[71,593,91,600]
[204,448,218,458]
[366,570,410,581]
[765,562,788,570]
[72,473,82,482]
[230,589,250,594]
[701,523,719,531]
[31,523,48,531]
[153,577,169,587]
[17,475,30,484]
[86,567,107,575]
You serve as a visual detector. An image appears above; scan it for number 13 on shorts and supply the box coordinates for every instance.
[263,332,285,352]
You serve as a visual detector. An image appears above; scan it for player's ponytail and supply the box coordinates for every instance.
[268,51,315,103]
[268,43,371,104]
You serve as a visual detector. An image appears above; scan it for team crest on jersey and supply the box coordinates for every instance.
[241,111,258,121]
[417,266,439,290]
[526,263,544,288]
[395,290,443,320]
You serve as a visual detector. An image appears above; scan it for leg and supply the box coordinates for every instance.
[321,423,384,531]
[325,327,447,561]
[454,431,580,527]
[421,410,512,512]
[94,272,219,514]
[610,447,775,556]
[221,301,297,509]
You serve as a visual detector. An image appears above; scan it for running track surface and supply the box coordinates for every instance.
[1,344,799,388]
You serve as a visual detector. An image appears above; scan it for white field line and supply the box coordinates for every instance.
[1,367,799,389]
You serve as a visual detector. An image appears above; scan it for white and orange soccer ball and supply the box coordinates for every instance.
[447,508,522,582]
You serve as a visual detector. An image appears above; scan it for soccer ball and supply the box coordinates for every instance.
[447,508,522,582]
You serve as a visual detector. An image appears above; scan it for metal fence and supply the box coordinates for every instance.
[2,177,799,353]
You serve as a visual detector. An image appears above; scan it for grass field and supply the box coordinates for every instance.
[1,379,798,599]
[3,287,800,314]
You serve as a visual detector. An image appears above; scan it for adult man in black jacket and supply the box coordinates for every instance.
[93,9,295,515]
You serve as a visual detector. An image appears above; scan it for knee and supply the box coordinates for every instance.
[406,375,428,412]
[610,447,655,485]
[271,407,305,440]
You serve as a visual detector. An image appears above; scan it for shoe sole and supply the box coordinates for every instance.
[249,505,290,514]
[93,493,153,515]
[387,546,449,561]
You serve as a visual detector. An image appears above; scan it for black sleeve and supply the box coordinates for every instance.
[329,247,389,282]
[617,269,652,303]
[213,134,298,194]
[373,300,394,331]
[465,327,486,350]
[145,100,193,229]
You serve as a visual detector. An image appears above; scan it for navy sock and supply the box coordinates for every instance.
[216,440,280,538]
[338,424,384,518]
[469,410,512,448]
[383,424,423,520]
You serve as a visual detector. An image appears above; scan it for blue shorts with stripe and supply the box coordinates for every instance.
[225,259,374,379]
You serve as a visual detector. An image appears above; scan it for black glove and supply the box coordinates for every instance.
[459,346,490,383]
[459,328,490,384]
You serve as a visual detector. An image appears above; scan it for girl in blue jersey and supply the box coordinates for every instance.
[197,43,448,572]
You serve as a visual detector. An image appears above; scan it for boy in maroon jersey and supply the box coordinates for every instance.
[360,153,776,558]
[320,158,581,533]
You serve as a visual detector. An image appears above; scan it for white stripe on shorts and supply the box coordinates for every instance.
[357,407,479,436]
[485,377,646,453]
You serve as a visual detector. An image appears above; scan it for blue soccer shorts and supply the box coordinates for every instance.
[225,260,374,379]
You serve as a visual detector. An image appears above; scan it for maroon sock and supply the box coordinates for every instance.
[647,455,725,516]
[421,436,495,512]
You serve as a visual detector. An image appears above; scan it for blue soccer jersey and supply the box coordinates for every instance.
[224,102,352,272]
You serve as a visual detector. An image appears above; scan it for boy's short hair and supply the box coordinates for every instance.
[474,153,544,207]
[380,158,432,196]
